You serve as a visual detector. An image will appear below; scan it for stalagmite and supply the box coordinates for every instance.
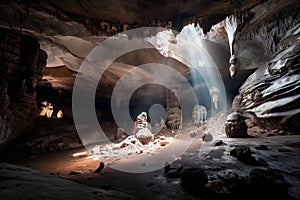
[192,104,207,126]
[166,85,182,130]
[134,112,153,144]
[209,86,219,110]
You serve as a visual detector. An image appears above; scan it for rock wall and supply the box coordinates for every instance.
[0,27,47,147]
[234,1,300,71]
[232,0,300,132]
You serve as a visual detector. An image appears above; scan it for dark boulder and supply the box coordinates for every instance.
[180,168,208,192]
[230,146,267,166]
[225,112,249,138]
[248,168,289,198]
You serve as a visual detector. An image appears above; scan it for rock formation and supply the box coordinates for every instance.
[230,1,300,131]
[134,112,153,144]
[166,85,182,130]
[192,104,207,127]
[225,112,249,138]
[0,27,47,147]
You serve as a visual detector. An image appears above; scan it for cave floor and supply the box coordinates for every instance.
[17,131,300,199]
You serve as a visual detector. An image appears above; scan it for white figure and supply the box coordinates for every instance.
[160,117,166,129]
[133,112,152,137]
[57,110,63,119]
[135,112,148,130]
[192,104,207,126]
[209,86,220,110]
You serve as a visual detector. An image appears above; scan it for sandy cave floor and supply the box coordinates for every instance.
[14,127,300,199]
[8,106,300,199]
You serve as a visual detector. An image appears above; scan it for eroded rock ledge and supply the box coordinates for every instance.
[234,28,300,132]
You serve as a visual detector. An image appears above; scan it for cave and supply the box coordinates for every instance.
[0,0,299,199]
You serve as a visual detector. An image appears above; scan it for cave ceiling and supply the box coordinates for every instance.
[2,0,264,35]
[0,0,298,97]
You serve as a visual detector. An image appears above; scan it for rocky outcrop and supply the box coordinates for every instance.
[166,85,182,130]
[0,163,130,199]
[230,0,300,132]
[234,30,300,131]
[0,27,47,147]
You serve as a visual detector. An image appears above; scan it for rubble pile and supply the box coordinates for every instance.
[91,135,172,160]
[91,112,172,160]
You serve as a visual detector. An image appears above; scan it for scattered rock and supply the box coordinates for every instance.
[217,170,242,181]
[69,171,81,175]
[160,141,169,146]
[164,162,171,173]
[255,144,268,150]
[230,146,266,166]
[278,148,293,152]
[248,168,288,198]
[164,164,183,179]
[202,133,213,141]
[94,162,105,173]
[214,140,226,146]
[214,170,248,196]
[165,170,181,179]
[159,136,166,140]
[180,168,208,191]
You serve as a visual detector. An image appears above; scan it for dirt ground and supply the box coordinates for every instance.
[15,130,300,199]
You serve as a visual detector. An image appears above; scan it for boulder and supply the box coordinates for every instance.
[225,112,249,138]
[180,168,208,191]
[248,168,288,198]
[202,132,213,141]
[230,146,267,166]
